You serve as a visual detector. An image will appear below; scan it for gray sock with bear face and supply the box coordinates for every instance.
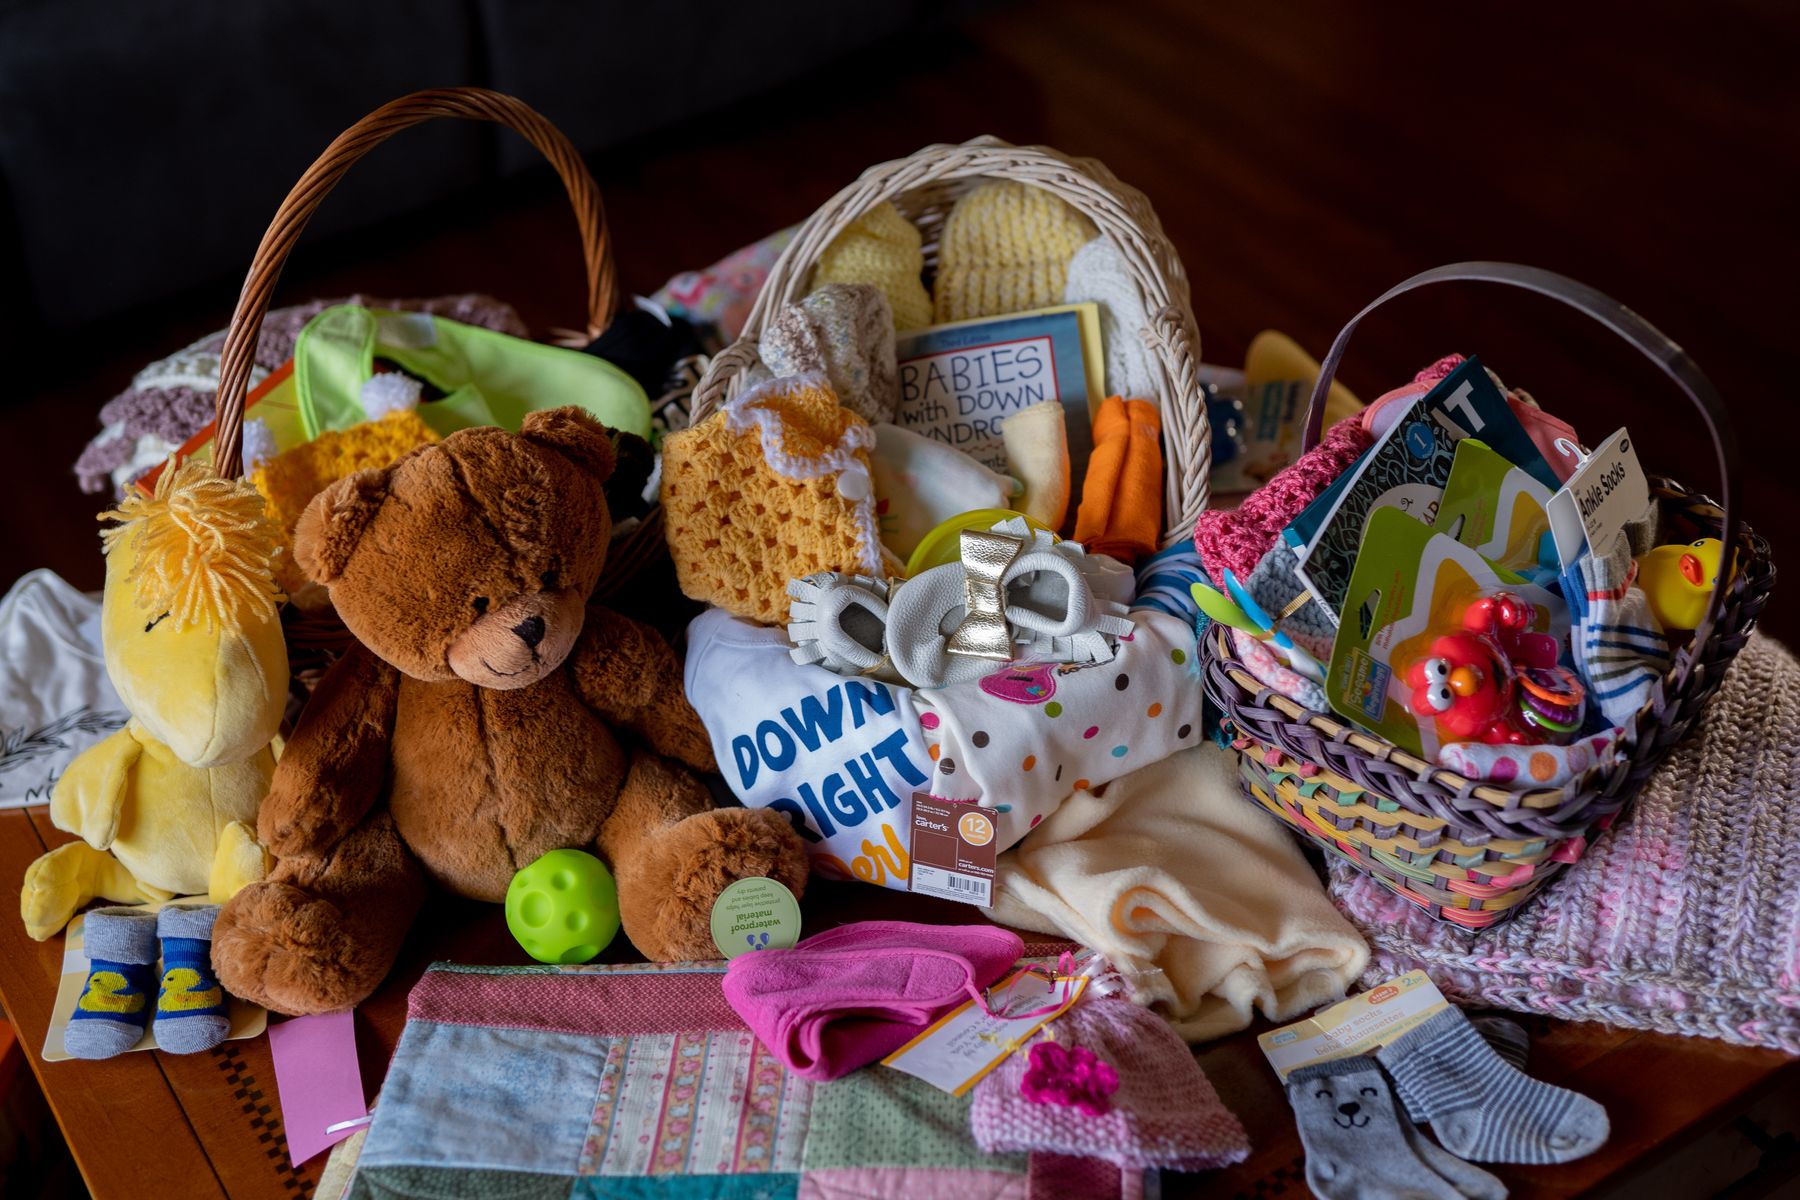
[1286,1056,1505,1200]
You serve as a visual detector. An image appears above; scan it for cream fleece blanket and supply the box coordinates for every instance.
[990,742,1369,1042]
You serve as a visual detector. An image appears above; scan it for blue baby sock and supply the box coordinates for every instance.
[155,904,230,1054]
[66,907,159,1059]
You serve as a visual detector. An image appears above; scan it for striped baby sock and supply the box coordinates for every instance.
[1566,529,1670,726]
[1473,1016,1530,1071]
[1380,1007,1608,1164]
[1394,1015,1532,1123]
[155,904,230,1054]
[66,907,158,1059]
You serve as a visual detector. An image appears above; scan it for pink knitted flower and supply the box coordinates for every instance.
[1020,1040,1119,1116]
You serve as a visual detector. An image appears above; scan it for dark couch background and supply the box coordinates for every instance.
[0,0,962,336]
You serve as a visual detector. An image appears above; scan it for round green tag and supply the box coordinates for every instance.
[709,876,803,959]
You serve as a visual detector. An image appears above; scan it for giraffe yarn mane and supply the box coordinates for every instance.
[100,459,285,633]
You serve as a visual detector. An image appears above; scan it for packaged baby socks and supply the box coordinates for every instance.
[156,904,231,1054]
[65,907,158,1059]
[1286,1056,1505,1200]
[1378,1006,1608,1164]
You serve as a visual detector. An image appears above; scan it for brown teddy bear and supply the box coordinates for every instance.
[212,407,808,1016]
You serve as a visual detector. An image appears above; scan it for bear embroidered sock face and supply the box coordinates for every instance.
[66,907,158,1059]
[156,904,230,1054]
[1379,1006,1608,1164]
[1286,1056,1495,1200]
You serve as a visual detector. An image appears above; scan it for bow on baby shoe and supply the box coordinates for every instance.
[787,518,1135,690]
[946,528,1023,661]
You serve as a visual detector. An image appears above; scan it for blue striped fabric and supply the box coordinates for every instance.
[1378,1007,1608,1165]
[1563,535,1671,727]
[1132,542,1206,623]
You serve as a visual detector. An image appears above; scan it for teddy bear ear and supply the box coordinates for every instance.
[294,467,390,585]
[519,407,616,485]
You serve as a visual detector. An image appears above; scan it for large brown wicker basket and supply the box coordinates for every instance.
[690,135,1214,546]
[206,88,666,670]
[1201,263,1775,928]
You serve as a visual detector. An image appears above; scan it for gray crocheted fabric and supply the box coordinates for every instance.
[1330,631,1800,1054]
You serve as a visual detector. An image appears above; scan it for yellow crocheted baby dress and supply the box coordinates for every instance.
[252,411,438,593]
[811,203,933,332]
[661,375,884,624]
[932,180,1097,324]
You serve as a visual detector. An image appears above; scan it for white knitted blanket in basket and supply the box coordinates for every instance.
[1330,631,1800,1054]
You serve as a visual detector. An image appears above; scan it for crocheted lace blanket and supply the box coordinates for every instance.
[1331,631,1800,1054]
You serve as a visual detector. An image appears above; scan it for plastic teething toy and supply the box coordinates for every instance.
[1403,592,1584,747]
[504,848,620,964]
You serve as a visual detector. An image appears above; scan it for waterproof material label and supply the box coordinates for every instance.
[883,967,1088,1095]
[708,877,803,959]
[1258,971,1450,1080]
[908,794,996,907]
[1547,427,1648,569]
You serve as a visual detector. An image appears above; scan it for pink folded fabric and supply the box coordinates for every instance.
[721,920,1024,1080]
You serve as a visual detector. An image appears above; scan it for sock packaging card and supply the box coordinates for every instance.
[1258,971,1451,1081]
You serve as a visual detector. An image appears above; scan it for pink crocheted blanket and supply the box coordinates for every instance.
[1331,632,1800,1054]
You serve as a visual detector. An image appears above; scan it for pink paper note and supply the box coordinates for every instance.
[268,1010,368,1168]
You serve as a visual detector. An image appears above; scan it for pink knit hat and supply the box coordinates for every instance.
[970,995,1250,1171]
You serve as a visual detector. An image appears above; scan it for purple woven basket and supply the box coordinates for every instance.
[1200,263,1776,927]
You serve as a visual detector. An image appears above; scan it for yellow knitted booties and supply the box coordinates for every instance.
[811,203,933,332]
[932,181,1097,324]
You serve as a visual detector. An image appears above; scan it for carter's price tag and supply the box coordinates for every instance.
[908,794,996,907]
[883,966,1088,1095]
[1547,427,1648,569]
[1258,971,1450,1080]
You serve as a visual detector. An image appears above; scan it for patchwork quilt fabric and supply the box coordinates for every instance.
[346,959,1142,1200]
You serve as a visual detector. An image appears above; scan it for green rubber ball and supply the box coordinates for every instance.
[504,848,620,964]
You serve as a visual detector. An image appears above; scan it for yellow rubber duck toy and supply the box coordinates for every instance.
[1637,537,1724,631]
[19,461,287,940]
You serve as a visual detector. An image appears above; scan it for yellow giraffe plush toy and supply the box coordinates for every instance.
[20,461,288,941]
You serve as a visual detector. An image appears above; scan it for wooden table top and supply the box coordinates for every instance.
[5,805,1796,1199]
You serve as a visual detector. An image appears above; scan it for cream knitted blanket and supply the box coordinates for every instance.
[1331,632,1800,1054]
[991,743,1370,1043]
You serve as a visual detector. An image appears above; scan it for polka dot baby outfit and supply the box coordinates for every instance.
[912,609,1205,852]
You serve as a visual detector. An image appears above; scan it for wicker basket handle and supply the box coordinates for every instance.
[212,88,616,478]
[1301,260,1741,654]
[691,137,1211,545]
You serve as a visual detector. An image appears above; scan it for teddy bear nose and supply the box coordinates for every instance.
[512,615,546,648]
[1338,1101,1361,1117]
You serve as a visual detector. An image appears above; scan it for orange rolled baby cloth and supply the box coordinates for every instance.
[1073,396,1163,564]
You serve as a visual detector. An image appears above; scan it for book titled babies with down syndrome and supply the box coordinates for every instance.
[895,303,1105,500]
